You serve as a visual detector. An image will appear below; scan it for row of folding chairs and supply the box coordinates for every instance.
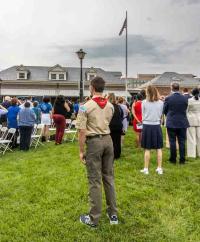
[0,124,43,154]
[0,119,77,154]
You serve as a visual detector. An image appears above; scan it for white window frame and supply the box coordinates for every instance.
[17,71,28,80]
[49,72,66,80]
[59,73,65,80]
[51,73,57,80]
[87,73,96,81]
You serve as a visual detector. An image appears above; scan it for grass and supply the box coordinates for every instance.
[0,128,199,242]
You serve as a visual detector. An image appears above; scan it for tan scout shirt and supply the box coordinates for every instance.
[76,99,114,136]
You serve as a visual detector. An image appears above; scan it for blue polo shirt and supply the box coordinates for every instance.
[7,105,20,128]
[39,102,52,114]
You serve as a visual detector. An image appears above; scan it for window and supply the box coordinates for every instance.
[87,74,96,81]
[51,74,57,80]
[19,72,25,79]
[59,74,64,80]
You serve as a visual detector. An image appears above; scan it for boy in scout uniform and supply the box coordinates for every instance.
[76,76,118,227]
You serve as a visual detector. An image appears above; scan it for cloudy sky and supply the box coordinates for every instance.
[0,0,200,76]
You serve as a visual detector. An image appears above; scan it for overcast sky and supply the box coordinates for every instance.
[0,0,200,77]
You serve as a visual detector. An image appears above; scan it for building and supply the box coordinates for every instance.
[139,72,200,96]
[125,74,160,95]
[0,64,131,100]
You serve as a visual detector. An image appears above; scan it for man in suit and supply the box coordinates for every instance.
[163,82,189,164]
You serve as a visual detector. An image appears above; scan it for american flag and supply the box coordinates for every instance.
[119,17,127,36]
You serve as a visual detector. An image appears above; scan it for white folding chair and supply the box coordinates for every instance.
[31,124,44,148]
[0,127,8,140]
[0,128,16,155]
[64,120,77,142]
[49,122,56,132]
[65,119,72,130]
[32,124,38,135]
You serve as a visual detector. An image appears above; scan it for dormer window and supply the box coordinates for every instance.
[86,67,97,81]
[87,74,96,81]
[51,74,57,80]
[59,74,64,80]
[16,65,30,80]
[19,72,25,79]
[48,64,67,81]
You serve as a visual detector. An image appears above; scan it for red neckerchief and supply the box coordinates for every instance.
[92,97,108,109]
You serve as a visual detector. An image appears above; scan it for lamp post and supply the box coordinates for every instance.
[76,49,86,103]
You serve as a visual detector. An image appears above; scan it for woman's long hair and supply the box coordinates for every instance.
[108,93,116,104]
[191,88,199,101]
[146,85,160,102]
[54,95,65,106]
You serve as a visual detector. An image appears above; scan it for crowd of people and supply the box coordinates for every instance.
[74,76,200,228]
[132,83,200,175]
[0,76,200,228]
[0,96,78,151]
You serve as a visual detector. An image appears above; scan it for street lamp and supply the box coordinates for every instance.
[76,49,86,103]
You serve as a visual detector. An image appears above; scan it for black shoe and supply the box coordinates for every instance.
[107,214,119,225]
[169,159,176,164]
[179,162,185,165]
[41,136,46,142]
[80,214,96,228]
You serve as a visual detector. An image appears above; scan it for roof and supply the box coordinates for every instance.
[0,65,123,84]
[140,72,200,88]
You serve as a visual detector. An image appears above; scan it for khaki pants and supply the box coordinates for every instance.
[187,127,200,158]
[86,135,117,225]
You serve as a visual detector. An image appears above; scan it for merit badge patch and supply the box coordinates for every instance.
[79,105,87,113]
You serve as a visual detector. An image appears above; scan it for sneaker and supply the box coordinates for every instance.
[80,214,96,228]
[140,168,149,175]
[156,167,163,175]
[107,214,119,225]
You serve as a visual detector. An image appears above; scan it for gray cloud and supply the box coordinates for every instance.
[52,35,169,64]
[0,0,200,76]
[172,0,200,5]
[146,17,153,21]
[48,35,200,75]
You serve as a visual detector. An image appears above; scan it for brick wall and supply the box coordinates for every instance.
[156,86,193,97]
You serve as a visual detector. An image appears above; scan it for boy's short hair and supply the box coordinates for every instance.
[90,76,105,93]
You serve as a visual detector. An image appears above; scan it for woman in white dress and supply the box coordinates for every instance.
[187,88,200,158]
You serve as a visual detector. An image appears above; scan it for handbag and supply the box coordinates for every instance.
[136,123,143,130]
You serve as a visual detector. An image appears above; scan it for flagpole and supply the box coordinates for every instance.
[125,10,128,100]
[119,11,128,100]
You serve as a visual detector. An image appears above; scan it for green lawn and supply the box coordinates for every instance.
[0,128,199,242]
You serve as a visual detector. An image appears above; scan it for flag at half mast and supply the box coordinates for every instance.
[119,16,127,36]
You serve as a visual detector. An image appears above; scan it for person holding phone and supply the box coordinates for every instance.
[132,93,143,147]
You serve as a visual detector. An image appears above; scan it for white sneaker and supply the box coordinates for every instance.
[140,168,149,175]
[156,167,163,175]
